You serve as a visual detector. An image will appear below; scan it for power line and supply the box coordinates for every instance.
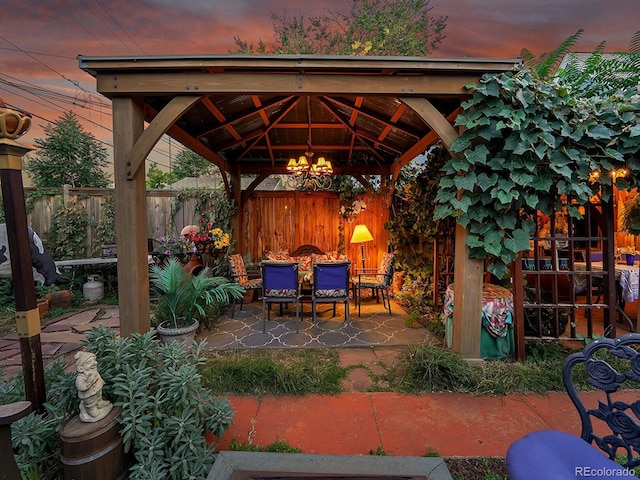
[78,0,137,54]
[0,46,75,60]
[0,34,98,98]
[95,0,146,54]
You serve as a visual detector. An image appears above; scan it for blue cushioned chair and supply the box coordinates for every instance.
[311,261,351,333]
[260,261,302,333]
[507,334,640,479]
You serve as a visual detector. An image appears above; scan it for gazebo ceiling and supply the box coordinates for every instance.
[79,54,520,178]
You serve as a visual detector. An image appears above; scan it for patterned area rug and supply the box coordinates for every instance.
[200,299,438,349]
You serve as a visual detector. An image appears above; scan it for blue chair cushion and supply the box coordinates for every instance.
[506,430,631,479]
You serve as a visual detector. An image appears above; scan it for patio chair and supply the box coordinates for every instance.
[260,261,302,333]
[228,254,262,318]
[311,261,351,333]
[352,253,395,317]
[506,333,640,479]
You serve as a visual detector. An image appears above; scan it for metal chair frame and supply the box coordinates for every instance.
[352,253,395,317]
[260,261,302,333]
[506,333,640,478]
[311,261,351,333]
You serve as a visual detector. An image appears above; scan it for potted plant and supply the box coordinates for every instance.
[149,257,244,344]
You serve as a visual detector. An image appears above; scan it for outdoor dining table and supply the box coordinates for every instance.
[443,283,515,360]
[574,261,639,330]
[576,261,638,303]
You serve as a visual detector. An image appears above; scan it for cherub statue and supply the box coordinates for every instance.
[74,351,113,423]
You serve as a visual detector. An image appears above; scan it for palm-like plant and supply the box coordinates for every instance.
[150,258,244,328]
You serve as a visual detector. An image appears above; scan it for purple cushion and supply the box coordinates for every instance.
[506,430,629,479]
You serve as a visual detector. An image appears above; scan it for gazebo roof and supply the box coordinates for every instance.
[78,54,520,179]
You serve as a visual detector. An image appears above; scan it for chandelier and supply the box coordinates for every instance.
[285,97,334,191]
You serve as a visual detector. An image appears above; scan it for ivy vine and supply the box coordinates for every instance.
[95,192,116,250]
[386,144,449,282]
[171,187,237,231]
[434,68,640,278]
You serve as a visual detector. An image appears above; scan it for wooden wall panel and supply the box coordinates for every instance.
[22,188,391,266]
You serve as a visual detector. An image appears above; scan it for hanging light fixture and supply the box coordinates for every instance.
[285,97,333,190]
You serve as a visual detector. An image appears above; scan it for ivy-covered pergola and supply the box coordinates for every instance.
[77,54,521,358]
[435,68,640,351]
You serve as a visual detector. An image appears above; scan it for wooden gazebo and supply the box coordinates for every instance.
[78,54,519,357]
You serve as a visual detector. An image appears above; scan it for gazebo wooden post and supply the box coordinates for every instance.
[0,138,46,412]
[401,97,483,359]
[112,97,150,336]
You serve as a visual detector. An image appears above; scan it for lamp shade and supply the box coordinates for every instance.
[350,224,373,244]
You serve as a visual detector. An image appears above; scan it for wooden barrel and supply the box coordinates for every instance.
[59,407,130,480]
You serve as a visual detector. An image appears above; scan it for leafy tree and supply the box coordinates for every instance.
[172,148,218,180]
[26,112,109,188]
[146,162,175,189]
[231,0,447,56]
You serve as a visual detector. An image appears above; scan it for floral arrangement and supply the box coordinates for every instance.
[183,218,231,255]
[157,236,188,256]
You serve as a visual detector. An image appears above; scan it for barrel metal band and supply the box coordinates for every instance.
[15,309,41,338]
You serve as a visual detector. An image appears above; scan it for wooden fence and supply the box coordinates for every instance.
[23,187,390,267]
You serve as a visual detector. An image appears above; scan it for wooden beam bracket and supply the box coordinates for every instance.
[15,309,41,338]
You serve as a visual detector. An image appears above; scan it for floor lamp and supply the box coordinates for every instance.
[350,224,373,270]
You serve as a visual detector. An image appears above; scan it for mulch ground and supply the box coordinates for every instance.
[444,457,507,479]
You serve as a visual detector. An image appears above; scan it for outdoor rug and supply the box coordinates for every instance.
[200,299,437,349]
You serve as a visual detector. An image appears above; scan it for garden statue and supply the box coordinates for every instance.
[74,351,112,423]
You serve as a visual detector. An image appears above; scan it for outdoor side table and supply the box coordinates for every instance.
[443,283,515,360]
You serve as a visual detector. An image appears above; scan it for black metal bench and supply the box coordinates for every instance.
[507,333,640,478]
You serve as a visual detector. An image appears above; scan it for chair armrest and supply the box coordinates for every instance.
[355,267,378,275]
[245,267,261,278]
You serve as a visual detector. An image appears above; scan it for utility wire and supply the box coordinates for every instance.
[95,0,146,54]
[0,34,97,99]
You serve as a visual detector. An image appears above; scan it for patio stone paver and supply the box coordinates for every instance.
[0,348,21,361]
[60,309,102,325]
[42,323,78,332]
[40,332,87,343]
[40,343,62,358]
[92,318,121,328]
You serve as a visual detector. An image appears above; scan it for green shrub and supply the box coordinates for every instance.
[46,202,90,260]
[82,325,234,480]
[5,325,235,480]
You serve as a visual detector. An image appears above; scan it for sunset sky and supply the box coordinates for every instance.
[1,0,637,173]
